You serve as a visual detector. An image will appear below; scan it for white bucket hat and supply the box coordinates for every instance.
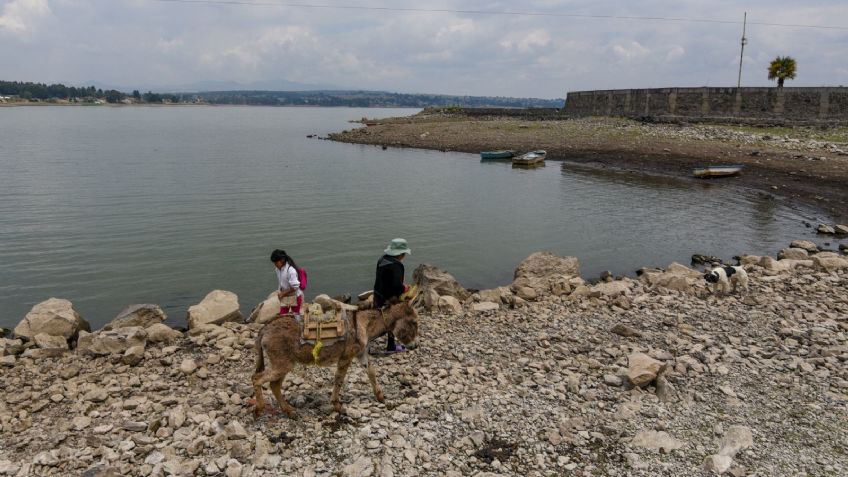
[384,238,412,256]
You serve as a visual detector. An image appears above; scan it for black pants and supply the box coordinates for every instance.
[386,332,396,351]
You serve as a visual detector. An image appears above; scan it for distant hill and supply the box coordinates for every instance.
[195,90,564,108]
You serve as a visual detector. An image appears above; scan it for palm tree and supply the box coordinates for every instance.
[768,56,797,88]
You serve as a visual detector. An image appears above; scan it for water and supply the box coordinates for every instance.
[0,106,834,329]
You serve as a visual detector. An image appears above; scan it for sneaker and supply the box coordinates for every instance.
[385,344,407,354]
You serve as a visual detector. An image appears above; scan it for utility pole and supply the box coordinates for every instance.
[737,12,747,89]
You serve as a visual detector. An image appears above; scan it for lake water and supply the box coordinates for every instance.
[0,106,833,329]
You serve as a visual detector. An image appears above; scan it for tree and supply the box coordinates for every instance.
[768,56,797,88]
[132,90,141,100]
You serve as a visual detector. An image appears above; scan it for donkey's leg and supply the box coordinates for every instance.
[252,365,290,418]
[269,369,296,417]
[362,354,385,402]
[331,359,352,414]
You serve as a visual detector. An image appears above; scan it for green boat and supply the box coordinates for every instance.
[480,150,515,160]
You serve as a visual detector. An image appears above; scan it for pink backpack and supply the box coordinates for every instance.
[297,268,308,291]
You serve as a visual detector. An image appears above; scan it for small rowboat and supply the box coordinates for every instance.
[693,165,743,178]
[480,150,515,160]
[513,150,546,166]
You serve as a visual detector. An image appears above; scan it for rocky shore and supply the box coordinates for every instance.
[2,244,847,477]
[328,110,848,222]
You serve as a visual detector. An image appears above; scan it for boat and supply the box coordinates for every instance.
[693,165,743,178]
[480,150,515,160]
[512,150,546,166]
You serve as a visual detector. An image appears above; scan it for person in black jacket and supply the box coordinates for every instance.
[373,238,412,353]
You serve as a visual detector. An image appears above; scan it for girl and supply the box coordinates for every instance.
[271,249,303,315]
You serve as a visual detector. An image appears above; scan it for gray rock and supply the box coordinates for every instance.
[187,290,242,329]
[103,304,167,331]
[77,327,147,356]
[14,298,90,340]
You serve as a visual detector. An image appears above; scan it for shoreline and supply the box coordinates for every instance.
[328,112,848,223]
[1,246,846,476]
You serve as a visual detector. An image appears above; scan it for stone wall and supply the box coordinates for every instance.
[564,87,848,123]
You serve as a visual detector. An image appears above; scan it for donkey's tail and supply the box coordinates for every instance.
[254,329,265,374]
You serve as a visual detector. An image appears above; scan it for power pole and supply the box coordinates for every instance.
[737,12,747,89]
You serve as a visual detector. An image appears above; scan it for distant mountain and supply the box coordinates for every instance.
[194,90,564,108]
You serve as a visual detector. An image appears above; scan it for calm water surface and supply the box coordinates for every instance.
[0,106,836,328]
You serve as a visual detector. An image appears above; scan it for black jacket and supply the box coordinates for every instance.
[373,255,404,307]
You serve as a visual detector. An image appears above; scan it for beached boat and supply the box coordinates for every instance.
[480,150,515,160]
[512,150,546,166]
[693,165,743,178]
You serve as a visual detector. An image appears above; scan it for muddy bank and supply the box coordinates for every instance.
[1,246,847,476]
[328,111,848,222]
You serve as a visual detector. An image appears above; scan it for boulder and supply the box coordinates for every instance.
[812,255,848,272]
[817,224,835,234]
[703,455,733,474]
[413,264,471,309]
[835,224,848,234]
[77,327,148,356]
[437,295,463,314]
[640,263,701,293]
[627,352,665,387]
[777,248,809,260]
[471,302,500,312]
[145,323,183,344]
[103,304,166,331]
[718,425,753,457]
[630,430,683,452]
[514,252,580,280]
[187,290,242,329]
[790,240,818,253]
[759,256,791,272]
[122,345,145,366]
[0,338,24,356]
[477,287,513,305]
[248,292,281,324]
[33,333,69,350]
[591,279,634,297]
[14,298,90,341]
[737,255,763,267]
[313,294,358,312]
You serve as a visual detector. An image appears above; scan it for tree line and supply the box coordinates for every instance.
[196,90,563,108]
[0,81,184,104]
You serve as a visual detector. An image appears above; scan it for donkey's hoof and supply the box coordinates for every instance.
[375,392,385,403]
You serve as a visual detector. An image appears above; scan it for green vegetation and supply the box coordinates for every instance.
[0,81,185,104]
[768,56,797,88]
[196,90,563,108]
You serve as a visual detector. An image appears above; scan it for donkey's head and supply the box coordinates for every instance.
[388,300,419,346]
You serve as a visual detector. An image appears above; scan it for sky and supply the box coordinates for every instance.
[1,0,847,98]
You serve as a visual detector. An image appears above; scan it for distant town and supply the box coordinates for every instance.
[0,80,563,108]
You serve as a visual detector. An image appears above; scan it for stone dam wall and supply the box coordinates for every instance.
[563,87,848,123]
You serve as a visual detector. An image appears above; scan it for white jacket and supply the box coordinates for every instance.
[275,264,303,298]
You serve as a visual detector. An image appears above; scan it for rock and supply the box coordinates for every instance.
[790,240,818,252]
[627,352,665,387]
[817,224,835,234]
[718,426,753,457]
[0,460,21,475]
[13,298,90,340]
[438,295,463,314]
[641,263,700,292]
[591,279,633,297]
[77,327,148,356]
[471,301,499,312]
[180,358,198,375]
[513,286,538,301]
[187,290,242,329]
[603,374,623,386]
[514,252,580,280]
[777,248,809,260]
[812,255,848,272]
[314,294,358,313]
[33,333,69,350]
[703,454,734,474]
[72,416,92,430]
[224,420,248,439]
[477,287,513,304]
[610,323,642,338]
[413,264,471,309]
[0,355,15,367]
[759,256,791,272]
[0,337,24,356]
[631,430,684,452]
[122,345,145,366]
[343,455,374,477]
[835,224,848,234]
[103,304,166,330]
[145,323,183,344]
[248,293,281,324]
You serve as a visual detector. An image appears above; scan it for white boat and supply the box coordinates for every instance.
[513,150,546,166]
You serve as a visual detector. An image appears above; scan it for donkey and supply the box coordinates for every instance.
[252,300,419,417]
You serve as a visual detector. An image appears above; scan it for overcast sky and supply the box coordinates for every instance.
[2,0,847,98]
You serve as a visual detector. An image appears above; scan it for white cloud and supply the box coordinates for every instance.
[499,30,551,52]
[665,45,685,62]
[0,0,50,33]
[611,40,650,61]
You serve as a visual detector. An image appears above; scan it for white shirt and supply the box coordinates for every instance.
[275,264,303,298]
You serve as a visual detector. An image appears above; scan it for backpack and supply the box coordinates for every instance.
[297,267,308,291]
